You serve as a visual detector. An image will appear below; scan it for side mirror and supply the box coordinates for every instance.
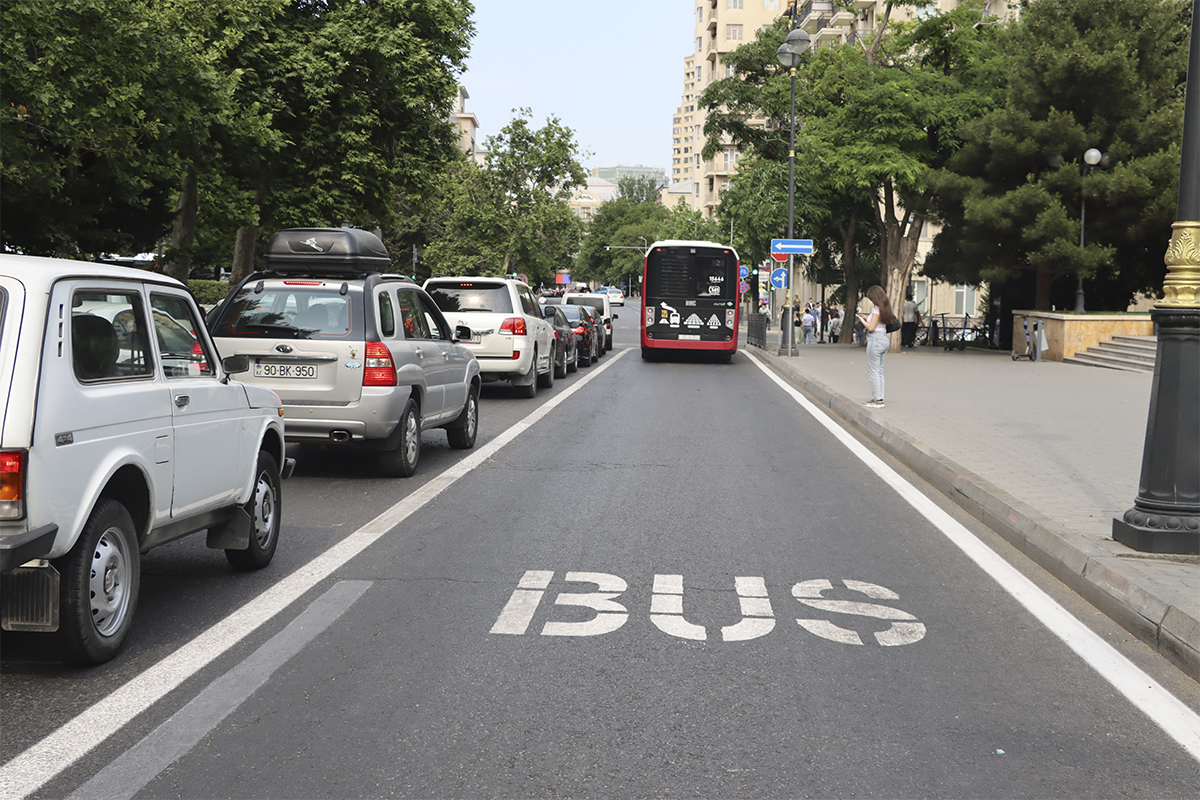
[222,354,250,375]
[454,324,473,343]
[612,313,618,320]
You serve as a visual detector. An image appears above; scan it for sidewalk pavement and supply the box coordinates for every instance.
[746,326,1198,681]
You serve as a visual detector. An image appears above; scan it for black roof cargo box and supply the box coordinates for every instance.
[263,228,391,274]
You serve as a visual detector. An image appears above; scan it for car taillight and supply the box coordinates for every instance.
[0,450,25,519]
[363,341,397,386]
[499,317,527,336]
[573,326,586,335]
[191,339,207,371]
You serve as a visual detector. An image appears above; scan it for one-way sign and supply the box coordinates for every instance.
[771,238,814,257]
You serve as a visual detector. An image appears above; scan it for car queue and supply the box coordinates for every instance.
[0,227,623,665]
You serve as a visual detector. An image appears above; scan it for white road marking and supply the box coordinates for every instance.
[746,350,1200,762]
[0,351,629,800]
[65,581,371,800]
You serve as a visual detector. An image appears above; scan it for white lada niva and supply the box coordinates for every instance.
[0,255,294,664]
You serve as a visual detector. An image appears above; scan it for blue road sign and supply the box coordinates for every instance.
[770,238,814,256]
[739,265,749,279]
[770,267,789,289]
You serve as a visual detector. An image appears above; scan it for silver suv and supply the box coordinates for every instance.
[208,228,481,477]
[0,255,293,664]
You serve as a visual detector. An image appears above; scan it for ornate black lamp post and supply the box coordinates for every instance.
[1112,0,1200,554]
[774,21,810,357]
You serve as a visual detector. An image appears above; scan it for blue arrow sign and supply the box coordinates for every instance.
[770,238,814,255]
[770,268,789,289]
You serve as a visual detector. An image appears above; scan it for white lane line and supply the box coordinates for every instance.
[65,581,372,800]
[0,350,628,800]
[746,351,1200,763]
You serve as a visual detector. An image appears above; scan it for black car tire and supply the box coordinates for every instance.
[380,397,421,477]
[446,386,479,450]
[554,342,568,379]
[226,451,281,571]
[56,499,140,665]
[538,344,555,389]
[567,345,578,373]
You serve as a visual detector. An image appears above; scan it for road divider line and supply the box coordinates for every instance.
[0,350,629,800]
[65,581,372,800]
[746,350,1200,763]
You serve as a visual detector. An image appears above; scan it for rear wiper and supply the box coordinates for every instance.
[243,323,303,337]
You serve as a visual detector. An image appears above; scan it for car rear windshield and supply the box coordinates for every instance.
[210,283,365,340]
[567,296,604,315]
[426,282,514,314]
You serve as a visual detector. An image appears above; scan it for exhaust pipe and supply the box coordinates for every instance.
[330,431,351,443]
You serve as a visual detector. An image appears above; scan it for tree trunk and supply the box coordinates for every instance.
[165,166,198,283]
[231,225,259,287]
[1036,266,1053,310]
[875,183,925,353]
[838,211,860,346]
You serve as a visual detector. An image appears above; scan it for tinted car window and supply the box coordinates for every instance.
[558,305,586,323]
[210,284,364,340]
[417,293,449,340]
[426,282,514,314]
[396,289,431,340]
[151,293,215,378]
[567,296,605,316]
[378,292,396,337]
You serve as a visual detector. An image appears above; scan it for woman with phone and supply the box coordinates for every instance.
[857,285,896,408]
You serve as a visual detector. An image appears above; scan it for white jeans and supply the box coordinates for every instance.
[866,332,888,400]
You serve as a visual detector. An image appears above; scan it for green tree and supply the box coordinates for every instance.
[1,0,283,262]
[924,0,1190,310]
[702,3,992,346]
[227,0,474,281]
[423,109,587,286]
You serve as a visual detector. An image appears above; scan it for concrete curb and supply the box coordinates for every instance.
[757,347,1200,681]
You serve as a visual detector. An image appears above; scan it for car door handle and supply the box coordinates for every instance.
[174,394,190,408]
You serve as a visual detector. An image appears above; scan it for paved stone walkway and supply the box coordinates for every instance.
[747,327,1198,680]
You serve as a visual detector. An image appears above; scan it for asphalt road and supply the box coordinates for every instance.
[3,301,1198,799]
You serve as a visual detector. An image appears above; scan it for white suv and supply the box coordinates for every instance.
[423,277,555,397]
[562,292,616,351]
[0,255,294,664]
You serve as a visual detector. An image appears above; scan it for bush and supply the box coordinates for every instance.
[188,280,231,306]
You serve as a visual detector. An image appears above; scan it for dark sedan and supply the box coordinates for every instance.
[540,303,577,378]
[548,302,599,368]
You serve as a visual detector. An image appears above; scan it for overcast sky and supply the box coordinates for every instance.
[460,0,694,173]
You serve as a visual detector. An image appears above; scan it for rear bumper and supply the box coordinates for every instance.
[0,524,59,573]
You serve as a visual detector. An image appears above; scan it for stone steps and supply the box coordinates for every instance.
[1063,335,1156,373]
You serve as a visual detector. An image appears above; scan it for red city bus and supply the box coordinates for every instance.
[640,240,740,361]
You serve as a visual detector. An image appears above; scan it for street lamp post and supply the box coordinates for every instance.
[1075,147,1103,314]
[774,21,811,357]
[1112,0,1200,554]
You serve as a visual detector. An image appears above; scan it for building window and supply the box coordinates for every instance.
[725,64,735,78]
[723,148,739,170]
[697,36,702,52]
[726,24,743,41]
[727,0,744,8]
[955,284,978,316]
[763,0,779,9]
[697,7,703,23]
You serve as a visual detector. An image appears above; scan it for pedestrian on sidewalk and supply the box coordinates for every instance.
[801,306,816,344]
[901,292,920,348]
[829,306,842,343]
[857,285,895,408]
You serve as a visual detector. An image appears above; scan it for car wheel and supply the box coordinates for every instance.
[554,342,568,379]
[538,344,555,388]
[516,355,537,398]
[567,344,578,373]
[380,397,420,477]
[446,385,479,449]
[226,451,281,571]
[56,499,139,665]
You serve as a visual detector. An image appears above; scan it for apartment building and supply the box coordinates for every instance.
[451,87,486,164]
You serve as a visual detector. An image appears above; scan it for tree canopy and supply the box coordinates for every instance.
[924,0,1191,311]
